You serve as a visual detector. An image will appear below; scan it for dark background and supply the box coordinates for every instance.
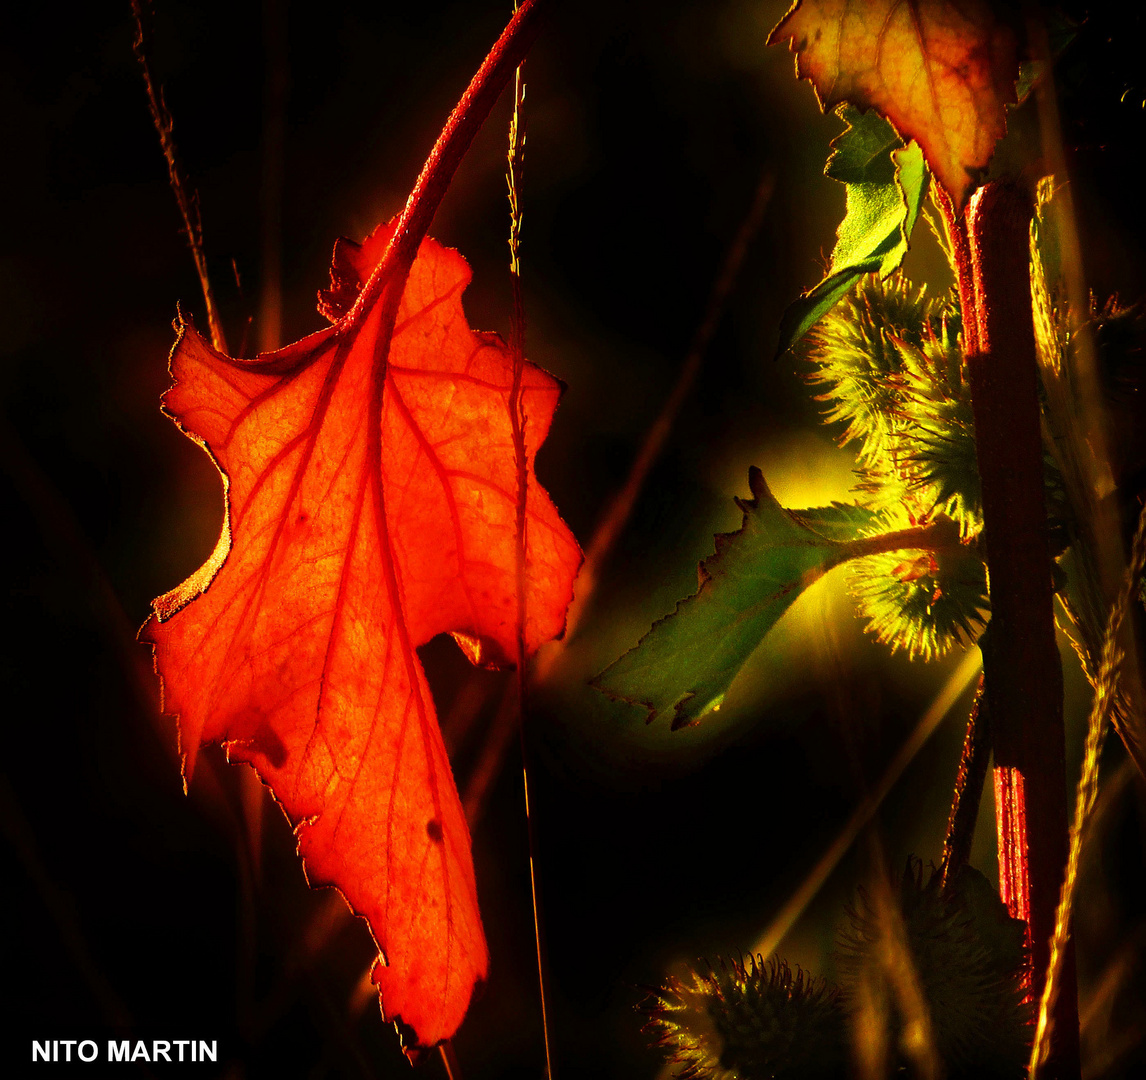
[3,2,1146,1077]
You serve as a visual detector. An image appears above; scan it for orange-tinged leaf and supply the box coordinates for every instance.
[768,0,1021,209]
[142,220,580,1051]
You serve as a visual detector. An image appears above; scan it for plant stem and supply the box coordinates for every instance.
[506,36,557,1080]
[832,516,962,565]
[934,185,978,359]
[960,180,1079,1078]
[342,0,549,334]
[940,675,990,888]
[131,0,228,354]
[1030,501,1146,1077]
[440,1040,462,1080]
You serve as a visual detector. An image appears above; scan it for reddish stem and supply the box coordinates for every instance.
[342,0,549,333]
[934,185,979,359]
[993,765,1031,929]
[960,181,1079,1078]
[941,677,990,888]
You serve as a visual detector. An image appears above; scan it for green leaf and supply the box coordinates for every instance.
[824,106,902,185]
[776,106,927,356]
[805,273,946,468]
[592,468,879,728]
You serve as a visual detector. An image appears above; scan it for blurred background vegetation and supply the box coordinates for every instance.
[3,1,1145,1076]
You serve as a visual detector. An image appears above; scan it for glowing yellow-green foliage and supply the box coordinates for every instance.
[805,273,945,468]
[849,541,988,661]
[890,325,981,532]
[806,274,980,525]
[804,274,988,658]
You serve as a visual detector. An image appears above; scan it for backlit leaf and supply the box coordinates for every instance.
[776,107,927,355]
[142,221,580,1051]
[593,467,878,727]
[768,0,1021,209]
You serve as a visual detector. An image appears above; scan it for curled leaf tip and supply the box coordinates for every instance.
[768,0,1021,211]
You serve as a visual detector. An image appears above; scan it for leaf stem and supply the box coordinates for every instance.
[831,516,962,565]
[340,0,550,334]
[934,184,978,359]
[440,1040,462,1080]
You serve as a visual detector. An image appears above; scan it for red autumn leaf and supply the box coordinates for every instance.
[141,219,580,1051]
[768,0,1021,209]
